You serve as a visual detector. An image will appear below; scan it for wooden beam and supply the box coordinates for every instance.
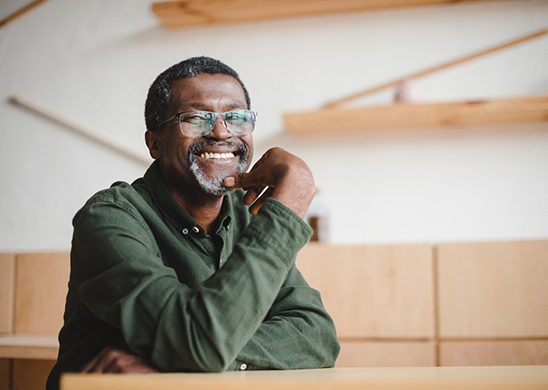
[0,0,48,28]
[152,0,493,29]
[284,95,548,135]
[323,28,548,109]
[8,96,150,167]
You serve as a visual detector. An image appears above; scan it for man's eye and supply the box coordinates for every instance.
[225,111,247,123]
[182,114,207,124]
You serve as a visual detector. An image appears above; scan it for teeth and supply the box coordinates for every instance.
[200,152,235,159]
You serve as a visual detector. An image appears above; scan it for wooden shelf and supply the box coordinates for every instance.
[0,334,58,360]
[283,95,548,135]
[152,0,493,28]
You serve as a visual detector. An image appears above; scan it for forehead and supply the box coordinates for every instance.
[170,73,247,110]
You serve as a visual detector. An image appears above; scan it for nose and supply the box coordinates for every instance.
[207,115,232,140]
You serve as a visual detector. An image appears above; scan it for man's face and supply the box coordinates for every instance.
[149,73,254,198]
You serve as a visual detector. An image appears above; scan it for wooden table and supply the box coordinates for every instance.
[61,366,548,389]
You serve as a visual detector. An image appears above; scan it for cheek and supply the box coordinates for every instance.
[243,136,254,160]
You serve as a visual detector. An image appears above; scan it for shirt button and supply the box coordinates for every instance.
[192,226,200,234]
[239,363,247,371]
[182,228,189,235]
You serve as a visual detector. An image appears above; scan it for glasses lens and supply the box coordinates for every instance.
[178,110,256,137]
[223,110,256,135]
[178,112,215,137]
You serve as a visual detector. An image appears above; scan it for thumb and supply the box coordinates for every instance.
[224,172,250,189]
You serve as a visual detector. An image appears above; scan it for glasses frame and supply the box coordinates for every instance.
[157,109,257,137]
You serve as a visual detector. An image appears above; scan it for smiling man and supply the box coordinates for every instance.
[47,57,339,389]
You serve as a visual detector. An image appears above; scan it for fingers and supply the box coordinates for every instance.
[249,187,274,216]
[224,172,253,190]
[224,151,270,190]
[80,354,100,373]
[81,347,120,373]
[80,346,158,374]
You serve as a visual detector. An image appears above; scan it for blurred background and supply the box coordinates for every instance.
[0,1,547,389]
[1,0,547,250]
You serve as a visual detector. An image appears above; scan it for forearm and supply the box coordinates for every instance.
[231,268,340,370]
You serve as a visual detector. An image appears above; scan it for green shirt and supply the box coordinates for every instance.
[47,161,339,389]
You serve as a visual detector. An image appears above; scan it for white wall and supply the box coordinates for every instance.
[1,0,547,251]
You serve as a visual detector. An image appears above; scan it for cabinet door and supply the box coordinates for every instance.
[297,244,434,338]
[441,340,548,366]
[14,253,70,334]
[13,359,55,390]
[338,341,435,367]
[438,240,548,337]
[0,254,15,333]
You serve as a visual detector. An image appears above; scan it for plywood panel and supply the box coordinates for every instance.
[437,240,548,337]
[13,359,55,390]
[0,254,15,334]
[296,244,434,338]
[285,96,548,134]
[0,358,11,390]
[440,340,548,366]
[337,341,435,367]
[14,253,70,334]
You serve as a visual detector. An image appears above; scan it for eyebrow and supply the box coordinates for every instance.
[184,102,246,111]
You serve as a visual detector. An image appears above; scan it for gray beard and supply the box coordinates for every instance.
[188,140,250,197]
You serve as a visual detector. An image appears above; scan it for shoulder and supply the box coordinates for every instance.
[73,179,148,226]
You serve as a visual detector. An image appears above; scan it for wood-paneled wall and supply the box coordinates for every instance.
[296,240,548,367]
[1,240,547,390]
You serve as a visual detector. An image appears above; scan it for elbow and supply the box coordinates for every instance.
[321,324,341,367]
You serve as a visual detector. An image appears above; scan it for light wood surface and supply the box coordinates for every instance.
[284,95,548,134]
[437,240,548,337]
[152,0,493,29]
[296,243,434,338]
[441,340,548,366]
[14,252,70,334]
[61,366,548,390]
[0,335,58,360]
[337,341,434,367]
[12,359,55,390]
[0,254,15,333]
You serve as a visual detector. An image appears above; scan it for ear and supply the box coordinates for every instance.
[145,130,161,160]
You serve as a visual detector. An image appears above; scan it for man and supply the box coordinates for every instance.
[47,56,339,389]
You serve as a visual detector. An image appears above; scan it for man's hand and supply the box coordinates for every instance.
[80,346,158,374]
[224,147,316,218]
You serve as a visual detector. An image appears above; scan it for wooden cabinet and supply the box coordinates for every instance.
[1,240,547,390]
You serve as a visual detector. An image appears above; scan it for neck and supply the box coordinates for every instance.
[169,184,224,233]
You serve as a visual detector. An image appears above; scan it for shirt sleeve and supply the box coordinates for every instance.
[73,194,329,372]
[230,264,340,370]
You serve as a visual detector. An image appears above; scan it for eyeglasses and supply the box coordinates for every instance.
[158,109,257,137]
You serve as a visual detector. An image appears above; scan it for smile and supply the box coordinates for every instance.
[199,152,236,159]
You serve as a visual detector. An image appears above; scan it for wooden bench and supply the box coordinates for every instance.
[1,240,548,389]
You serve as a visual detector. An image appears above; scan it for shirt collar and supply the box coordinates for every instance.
[143,160,232,236]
